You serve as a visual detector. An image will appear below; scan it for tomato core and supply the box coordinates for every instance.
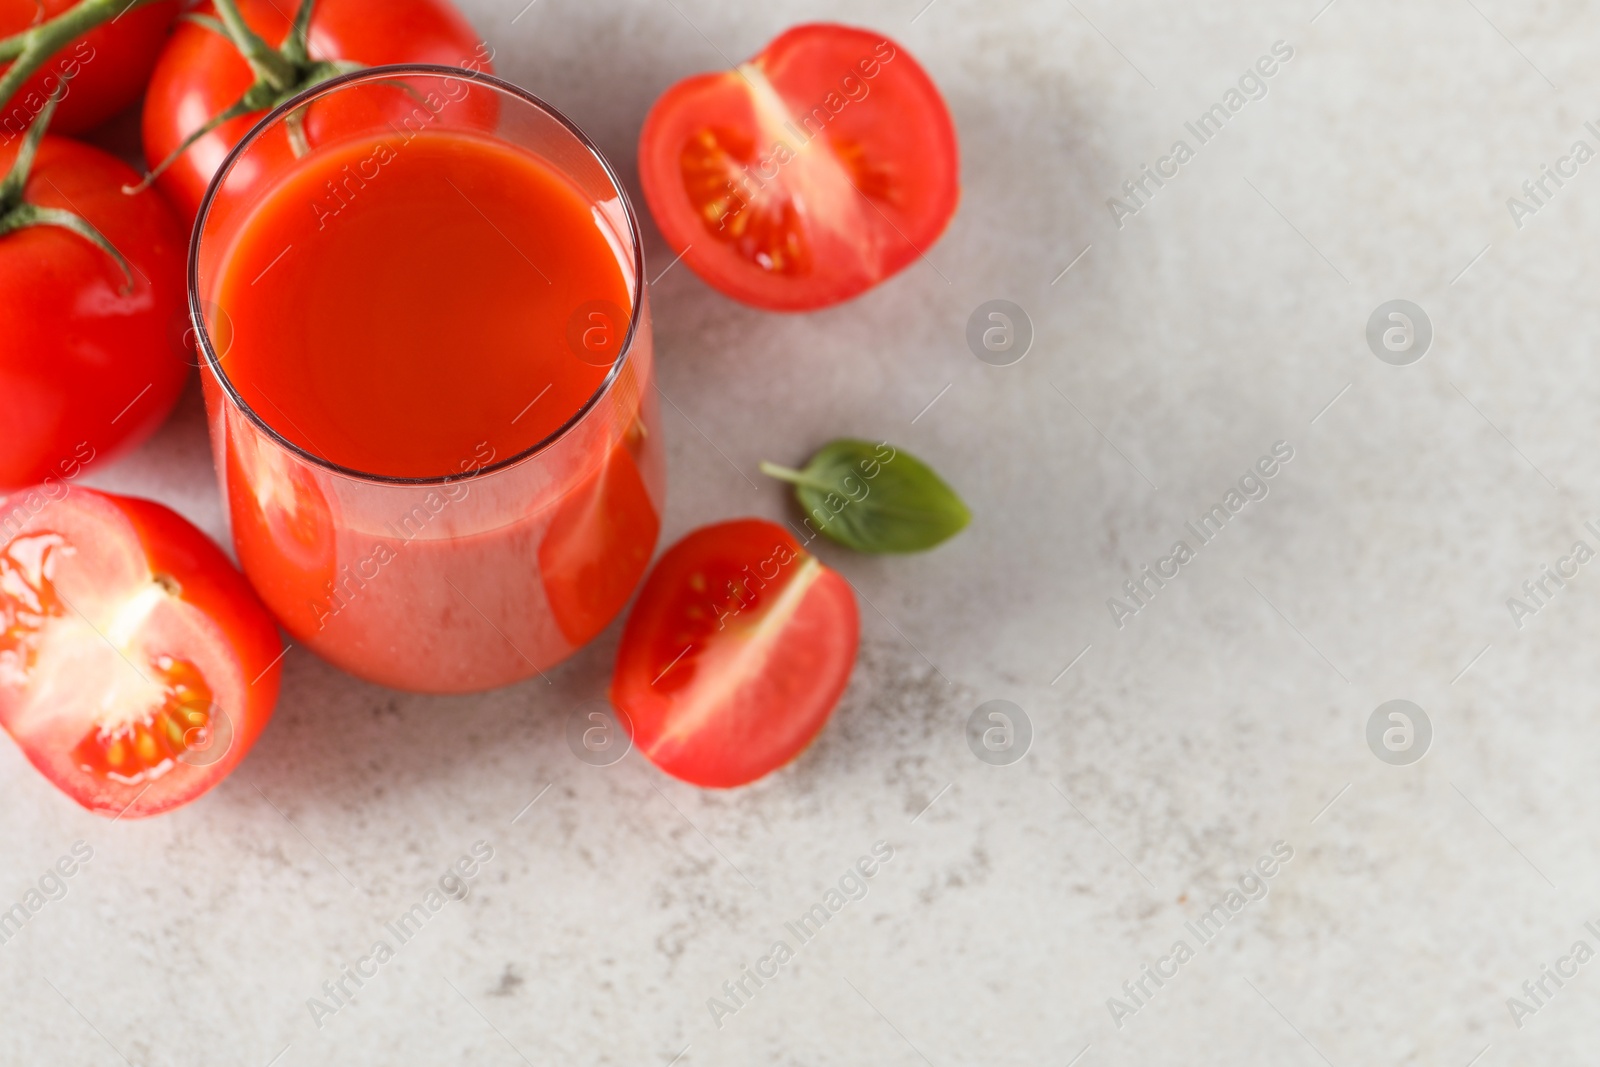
[70,656,217,786]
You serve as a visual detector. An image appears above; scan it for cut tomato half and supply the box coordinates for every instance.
[611,519,858,787]
[638,23,960,311]
[0,487,283,817]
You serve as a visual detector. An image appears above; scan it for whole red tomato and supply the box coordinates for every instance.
[0,0,180,136]
[0,133,188,490]
[0,486,284,817]
[142,0,492,221]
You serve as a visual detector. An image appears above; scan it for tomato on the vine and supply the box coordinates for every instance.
[0,0,180,136]
[0,128,188,490]
[0,487,284,817]
[638,23,960,311]
[611,519,858,788]
[141,0,492,221]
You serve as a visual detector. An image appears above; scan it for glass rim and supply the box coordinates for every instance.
[187,62,648,487]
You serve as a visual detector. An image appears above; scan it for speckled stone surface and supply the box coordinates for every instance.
[6,0,1600,1063]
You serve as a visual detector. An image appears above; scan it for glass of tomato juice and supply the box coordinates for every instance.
[188,66,663,693]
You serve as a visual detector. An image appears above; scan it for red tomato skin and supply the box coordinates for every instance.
[0,135,189,491]
[0,488,283,818]
[113,497,285,810]
[638,22,960,311]
[115,495,286,716]
[0,0,180,135]
[611,519,859,788]
[141,0,492,221]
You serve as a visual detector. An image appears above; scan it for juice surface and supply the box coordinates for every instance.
[214,129,629,478]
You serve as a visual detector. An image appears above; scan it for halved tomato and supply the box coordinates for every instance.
[611,519,858,787]
[0,487,283,817]
[637,22,960,311]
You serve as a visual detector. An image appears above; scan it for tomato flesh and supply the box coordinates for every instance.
[69,654,216,785]
[639,23,960,310]
[680,125,812,276]
[0,488,283,817]
[611,519,858,788]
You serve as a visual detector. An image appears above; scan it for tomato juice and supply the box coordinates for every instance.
[198,91,662,693]
[216,130,621,476]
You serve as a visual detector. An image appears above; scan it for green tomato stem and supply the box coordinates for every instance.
[176,12,229,38]
[208,0,297,91]
[281,0,317,66]
[0,0,162,109]
[122,1,371,192]
[0,71,65,208]
[122,93,261,194]
[0,202,134,288]
[0,77,134,291]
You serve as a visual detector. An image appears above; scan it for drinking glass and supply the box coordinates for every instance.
[189,65,663,693]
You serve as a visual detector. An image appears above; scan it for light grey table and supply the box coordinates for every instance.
[5,0,1597,1063]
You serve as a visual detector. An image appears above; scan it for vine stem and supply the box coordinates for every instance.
[0,0,163,110]
[122,0,365,189]
[208,0,295,90]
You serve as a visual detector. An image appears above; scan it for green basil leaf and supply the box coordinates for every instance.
[760,439,970,554]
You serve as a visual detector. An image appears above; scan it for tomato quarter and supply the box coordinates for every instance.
[0,487,284,817]
[611,519,858,788]
[638,22,960,311]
